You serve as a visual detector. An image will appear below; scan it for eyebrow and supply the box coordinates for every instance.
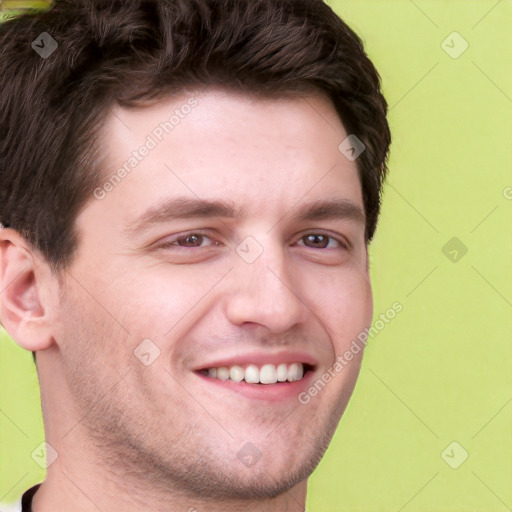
[123,196,365,237]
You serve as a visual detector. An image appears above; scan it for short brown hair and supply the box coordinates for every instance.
[0,0,391,273]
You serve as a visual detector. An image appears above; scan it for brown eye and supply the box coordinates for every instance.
[160,232,218,249]
[299,233,346,250]
[176,234,204,247]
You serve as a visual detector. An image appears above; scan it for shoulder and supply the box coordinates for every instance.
[0,499,22,512]
[0,483,41,512]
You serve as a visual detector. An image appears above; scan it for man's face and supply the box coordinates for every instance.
[49,88,373,499]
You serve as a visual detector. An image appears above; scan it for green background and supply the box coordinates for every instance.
[1,1,511,510]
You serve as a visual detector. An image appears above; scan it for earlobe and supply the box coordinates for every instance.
[0,228,55,352]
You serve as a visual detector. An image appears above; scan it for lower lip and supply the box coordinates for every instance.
[194,370,316,402]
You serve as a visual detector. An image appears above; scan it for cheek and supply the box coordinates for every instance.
[110,261,240,334]
[312,268,373,350]
[55,276,132,372]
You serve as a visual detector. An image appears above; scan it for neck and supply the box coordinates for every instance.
[32,460,307,512]
[32,425,308,512]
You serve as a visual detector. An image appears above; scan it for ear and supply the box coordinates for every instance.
[0,227,56,352]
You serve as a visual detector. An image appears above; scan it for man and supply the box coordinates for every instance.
[0,0,391,510]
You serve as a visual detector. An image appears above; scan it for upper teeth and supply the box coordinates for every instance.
[206,363,305,384]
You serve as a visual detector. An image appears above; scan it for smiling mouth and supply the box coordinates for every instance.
[196,362,315,385]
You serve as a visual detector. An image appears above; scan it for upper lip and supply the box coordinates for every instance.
[193,350,318,371]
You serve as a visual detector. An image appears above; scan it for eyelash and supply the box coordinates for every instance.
[158,231,349,251]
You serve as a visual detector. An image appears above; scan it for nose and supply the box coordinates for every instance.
[224,241,310,333]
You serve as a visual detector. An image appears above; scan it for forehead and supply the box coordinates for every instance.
[89,88,363,229]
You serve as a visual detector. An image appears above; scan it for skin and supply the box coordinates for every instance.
[0,88,373,512]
